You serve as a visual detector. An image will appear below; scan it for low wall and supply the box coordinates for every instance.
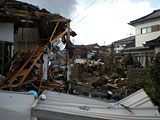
[127,65,146,81]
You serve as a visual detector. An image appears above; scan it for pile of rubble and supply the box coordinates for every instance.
[0,51,64,93]
[70,60,131,100]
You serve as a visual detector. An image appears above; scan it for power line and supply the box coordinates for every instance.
[72,0,107,27]
[70,0,98,21]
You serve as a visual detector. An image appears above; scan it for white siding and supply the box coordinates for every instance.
[135,19,160,47]
[0,23,14,43]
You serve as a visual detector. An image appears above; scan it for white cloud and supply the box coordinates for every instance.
[19,0,155,45]
[72,0,154,45]
[20,0,78,18]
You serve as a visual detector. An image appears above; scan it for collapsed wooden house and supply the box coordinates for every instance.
[0,0,74,91]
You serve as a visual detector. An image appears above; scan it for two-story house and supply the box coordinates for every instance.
[124,9,160,67]
[129,9,160,47]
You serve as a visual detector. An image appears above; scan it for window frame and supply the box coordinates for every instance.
[141,25,160,34]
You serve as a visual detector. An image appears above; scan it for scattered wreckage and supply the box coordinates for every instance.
[0,0,74,93]
[0,1,159,120]
[0,89,159,120]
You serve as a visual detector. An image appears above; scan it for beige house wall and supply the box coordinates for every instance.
[135,19,160,47]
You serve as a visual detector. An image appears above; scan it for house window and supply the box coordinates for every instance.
[151,25,160,32]
[141,27,151,34]
[141,25,160,34]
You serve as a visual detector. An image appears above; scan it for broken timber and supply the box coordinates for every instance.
[1,28,67,89]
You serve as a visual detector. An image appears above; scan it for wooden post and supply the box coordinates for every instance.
[38,68,46,96]
[66,22,71,93]
[66,22,70,64]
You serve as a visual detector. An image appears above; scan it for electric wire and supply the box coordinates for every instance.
[70,0,98,21]
[72,0,107,27]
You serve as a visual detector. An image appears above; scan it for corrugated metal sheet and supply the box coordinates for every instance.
[0,90,35,120]
[32,89,160,120]
[118,89,154,107]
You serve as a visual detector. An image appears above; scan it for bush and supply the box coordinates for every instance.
[131,52,160,106]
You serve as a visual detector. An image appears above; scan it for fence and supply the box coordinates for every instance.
[127,65,146,81]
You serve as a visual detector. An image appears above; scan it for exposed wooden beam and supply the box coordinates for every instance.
[50,30,67,44]
[49,22,59,42]
[66,22,70,63]
[51,18,70,23]
[67,22,70,43]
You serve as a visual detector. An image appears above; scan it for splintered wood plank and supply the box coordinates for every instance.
[1,84,18,89]
[18,30,67,87]
[8,46,39,85]
[18,69,29,76]
[38,68,46,96]
[4,29,67,88]
[18,49,44,86]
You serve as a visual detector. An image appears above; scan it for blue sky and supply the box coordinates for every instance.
[133,0,160,8]
[20,0,160,45]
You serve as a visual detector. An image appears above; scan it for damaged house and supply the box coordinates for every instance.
[0,0,74,91]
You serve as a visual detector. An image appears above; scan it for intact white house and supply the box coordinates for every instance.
[129,9,160,47]
[124,9,160,67]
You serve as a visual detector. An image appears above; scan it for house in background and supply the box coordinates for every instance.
[72,45,87,59]
[105,44,112,54]
[113,36,135,54]
[101,45,112,55]
[124,9,160,67]
[86,43,100,59]
[113,36,135,59]
[129,9,160,47]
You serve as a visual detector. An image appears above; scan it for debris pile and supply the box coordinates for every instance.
[0,51,63,92]
[0,0,72,94]
[70,60,130,100]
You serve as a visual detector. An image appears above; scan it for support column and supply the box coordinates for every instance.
[66,22,71,93]
[66,22,70,81]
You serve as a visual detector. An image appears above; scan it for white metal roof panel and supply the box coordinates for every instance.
[32,89,160,120]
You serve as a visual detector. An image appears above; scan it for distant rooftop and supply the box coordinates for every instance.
[129,9,160,26]
[113,36,135,44]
